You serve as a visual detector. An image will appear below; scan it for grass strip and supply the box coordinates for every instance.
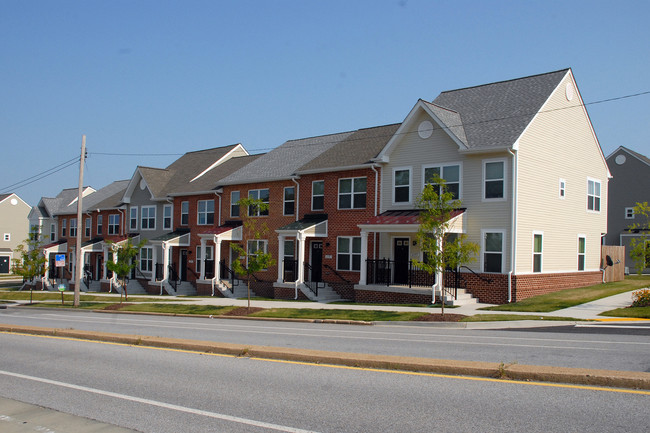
[599,306,650,319]
[461,314,585,322]
[0,292,185,303]
[250,308,425,322]
[481,276,650,313]
[117,303,239,316]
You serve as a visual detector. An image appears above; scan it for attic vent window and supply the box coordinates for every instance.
[418,120,433,139]
[615,154,626,165]
[565,83,574,101]
[139,179,146,190]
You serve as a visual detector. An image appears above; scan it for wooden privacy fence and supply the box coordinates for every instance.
[602,245,625,282]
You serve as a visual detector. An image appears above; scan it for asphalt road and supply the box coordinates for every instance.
[1,331,648,433]
[1,307,649,372]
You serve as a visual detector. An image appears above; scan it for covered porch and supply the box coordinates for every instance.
[197,222,243,296]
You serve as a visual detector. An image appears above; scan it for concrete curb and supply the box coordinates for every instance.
[2,324,649,390]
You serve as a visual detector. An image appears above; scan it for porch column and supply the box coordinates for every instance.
[214,236,222,281]
[359,230,369,285]
[102,245,109,280]
[200,238,207,280]
[150,246,158,283]
[42,251,49,281]
[162,242,170,281]
[111,249,118,282]
[296,232,306,284]
[70,251,76,283]
[277,235,285,283]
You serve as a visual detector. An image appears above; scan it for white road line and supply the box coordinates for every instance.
[575,324,650,329]
[0,369,318,433]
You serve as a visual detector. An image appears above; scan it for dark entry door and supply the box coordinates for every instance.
[180,250,188,281]
[394,238,410,284]
[0,256,9,274]
[310,242,323,282]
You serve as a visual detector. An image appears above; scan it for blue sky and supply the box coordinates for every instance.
[1,0,648,205]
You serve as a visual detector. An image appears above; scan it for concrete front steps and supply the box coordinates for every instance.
[439,288,477,306]
[300,284,342,303]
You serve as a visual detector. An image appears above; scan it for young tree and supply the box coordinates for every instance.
[11,234,47,304]
[106,238,146,302]
[413,174,478,313]
[230,196,276,312]
[628,201,650,275]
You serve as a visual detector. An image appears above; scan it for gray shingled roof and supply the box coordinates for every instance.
[0,193,10,202]
[613,146,650,166]
[138,167,174,199]
[218,132,354,185]
[431,69,569,150]
[296,124,400,173]
[90,180,130,210]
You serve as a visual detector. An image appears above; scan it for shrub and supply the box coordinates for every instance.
[631,288,650,307]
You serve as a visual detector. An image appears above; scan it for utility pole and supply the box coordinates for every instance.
[74,135,86,307]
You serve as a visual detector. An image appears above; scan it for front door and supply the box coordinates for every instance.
[394,238,410,284]
[96,255,103,280]
[0,256,9,274]
[310,241,323,282]
[180,249,188,281]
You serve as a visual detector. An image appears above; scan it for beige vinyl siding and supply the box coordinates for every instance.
[380,110,513,273]
[515,72,608,273]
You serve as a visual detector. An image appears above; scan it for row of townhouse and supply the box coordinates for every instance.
[30,68,614,304]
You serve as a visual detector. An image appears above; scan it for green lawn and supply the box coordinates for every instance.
[600,306,650,319]
[480,275,650,313]
[0,291,182,303]
[461,314,585,322]
[249,308,426,322]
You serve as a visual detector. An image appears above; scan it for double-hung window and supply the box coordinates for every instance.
[284,187,295,216]
[197,200,214,225]
[393,168,411,204]
[108,214,120,235]
[424,164,461,199]
[587,179,601,212]
[141,206,156,230]
[484,160,505,200]
[130,207,138,231]
[85,217,91,237]
[50,223,56,241]
[181,201,189,225]
[559,179,566,199]
[625,207,635,219]
[578,236,586,271]
[337,237,361,271]
[248,189,269,217]
[196,245,214,274]
[96,215,103,236]
[247,240,268,268]
[231,191,240,217]
[483,231,504,273]
[61,219,66,237]
[338,177,367,209]
[140,247,153,272]
[312,181,324,211]
[69,218,77,237]
[533,233,543,273]
[163,204,172,230]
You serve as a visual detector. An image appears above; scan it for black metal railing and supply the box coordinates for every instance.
[134,266,148,281]
[83,265,92,288]
[155,263,164,281]
[323,264,352,284]
[303,262,325,296]
[219,260,239,294]
[204,260,215,280]
[365,259,435,289]
[168,265,180,289]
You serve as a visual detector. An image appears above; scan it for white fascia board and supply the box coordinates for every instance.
[218,176,293,187]
[295,164,374,176]
[458,145,514,155]
[168,190,218,197]
[357,223,420,233]
[190,144,249,183]
[122,167,146,204]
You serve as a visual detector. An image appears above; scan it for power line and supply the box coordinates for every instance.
[0,156,80,194]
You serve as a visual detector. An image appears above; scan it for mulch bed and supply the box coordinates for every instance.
[222,307,265,316]
[413,313,467,322]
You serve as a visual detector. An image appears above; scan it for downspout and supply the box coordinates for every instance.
[117,207,125,237]
[371,164,380,260]
[507,148,518,303]
[292,177,300,222]
[215,192,222,226]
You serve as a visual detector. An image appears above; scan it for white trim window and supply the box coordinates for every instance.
[197,200,215,225]
[625,207,635,220]
[559,178,566,199]
[141,206,156,230]
[337,236,362,271]
[393,167,411,204]
[248,189,270,217]
[231,191,240,217]
[533,232,543,273]
[130,207,138,231]
[284,187,295,216]
[108,214,120,235]
[483,159,506,200]
[85,217,91,238]
[587,178,601,212]
[482,230,504,273]
[247,240,268,268]
[69,218,77,237]
[140,247,153,272]
[163,204,173,230]
[196,245,214,274]
[61,219,66,237]
[96,216,102,236]
[181,201,189,225]
[423,163,461,199]
[338,177,367,209]
[578,236,586,271]
[50,223,57,241]
[3,233,10,242]
[312,181,325,211]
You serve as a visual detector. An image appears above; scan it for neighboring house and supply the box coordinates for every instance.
[357,68,610,304]
[605,146,650,274]
[0,193,31,273]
